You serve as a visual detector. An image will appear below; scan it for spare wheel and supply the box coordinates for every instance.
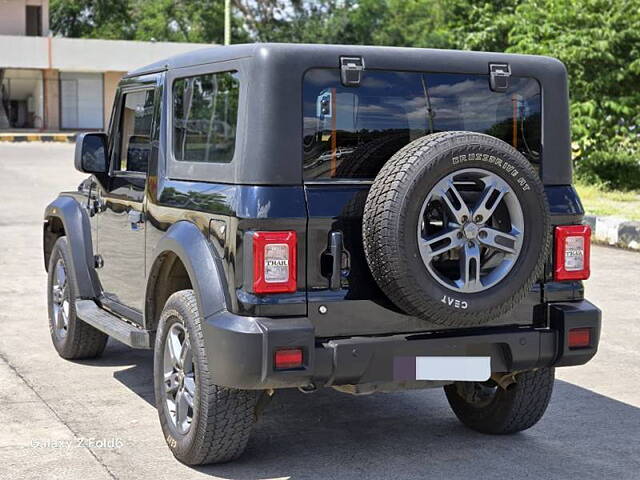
[362,131,550,327]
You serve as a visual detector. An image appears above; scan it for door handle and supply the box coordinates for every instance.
[329,231,343,290]
[89,198,106,216]
[128,210,144,230]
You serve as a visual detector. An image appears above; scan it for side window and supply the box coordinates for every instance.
[116,89,155,174]
[173,71,239,164]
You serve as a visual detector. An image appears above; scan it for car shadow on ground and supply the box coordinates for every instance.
[106,341,639,480]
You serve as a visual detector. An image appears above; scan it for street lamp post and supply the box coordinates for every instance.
[224,0,231,45]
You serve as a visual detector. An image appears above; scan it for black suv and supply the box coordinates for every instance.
[43,43,601,465]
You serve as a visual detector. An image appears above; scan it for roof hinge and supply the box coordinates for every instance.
[489,63,511,92]
[340,56,365,87]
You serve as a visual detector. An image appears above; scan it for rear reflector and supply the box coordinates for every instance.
[274,348,303,370]
[253,231,297,293]
[568,327,591,349]
[554,225,591,281]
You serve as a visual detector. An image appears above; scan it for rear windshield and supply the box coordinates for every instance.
[303,69,541,180]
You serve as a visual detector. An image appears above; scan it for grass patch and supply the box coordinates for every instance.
[575,182,640,221]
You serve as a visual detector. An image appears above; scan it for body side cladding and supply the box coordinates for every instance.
[43,195,100,299]
[145,220,229,330]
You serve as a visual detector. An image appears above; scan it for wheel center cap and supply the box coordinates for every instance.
[463,222,480,239]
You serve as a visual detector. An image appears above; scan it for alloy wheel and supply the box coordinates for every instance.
[417,168,525,293]
[163,322,196,435]
[51,258,70,338]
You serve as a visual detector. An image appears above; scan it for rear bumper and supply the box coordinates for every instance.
[202,300,601,390]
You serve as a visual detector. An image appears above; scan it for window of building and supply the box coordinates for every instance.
[60,72,104,130]
[115,89,155,174]
[172,71,239,164]
[25,6,42,36]
[0,69,44,130]
[302,69,541,180]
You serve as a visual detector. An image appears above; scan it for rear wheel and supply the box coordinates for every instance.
[154,290,260,465]
[47,236,108,359]
[444,368,554,434]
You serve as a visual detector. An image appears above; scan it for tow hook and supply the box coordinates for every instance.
[491,372,519,391]
[298,382,317,394]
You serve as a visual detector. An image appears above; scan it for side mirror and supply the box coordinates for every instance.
[74,132,108,174]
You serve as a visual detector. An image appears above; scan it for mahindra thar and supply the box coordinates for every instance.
[43,43,601,465]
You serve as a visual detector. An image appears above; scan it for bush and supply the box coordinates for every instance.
[575,151,640,191]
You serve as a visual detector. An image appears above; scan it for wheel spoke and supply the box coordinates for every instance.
[167,329,183,369]
[457,242,481,291]
[479,227,519,255]
[176,387,192,429]
[55,262,66,289]
[182,380,195,409]
[473,181,508,222]
[436,181,471,224]
[179,339,192,374]
[420,229,464,259]
[164,372,179,394]
[175,388,185,424]
[55,307,65,331]
[61,300,69,328]
[52,285,62,304]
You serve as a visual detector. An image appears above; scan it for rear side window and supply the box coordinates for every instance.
[173,71,239,164]
[303,69,541,180]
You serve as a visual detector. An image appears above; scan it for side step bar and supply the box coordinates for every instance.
[75,300,153,349]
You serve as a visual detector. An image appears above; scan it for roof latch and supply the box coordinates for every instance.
[340,56,365,87]
[489,63,511,92]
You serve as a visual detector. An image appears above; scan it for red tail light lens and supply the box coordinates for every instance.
[568,327,591,349]
[554,225,591,281]
[253,231,297,293]
[274,348,303,369]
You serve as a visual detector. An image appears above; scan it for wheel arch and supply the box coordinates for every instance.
[145,221,228,332]
[43,196,100,299]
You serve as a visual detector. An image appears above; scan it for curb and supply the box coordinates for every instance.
[584,214,640,251]
[0,134,76,143]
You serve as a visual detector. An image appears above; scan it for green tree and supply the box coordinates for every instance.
[509,0,640,188]
[229,0,354,43]
[50,0,133,39]
[50,0,248,43]
[338,0,455,48]
[448,0,640,188]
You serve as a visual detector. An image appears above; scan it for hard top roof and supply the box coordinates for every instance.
[124,42,564,78]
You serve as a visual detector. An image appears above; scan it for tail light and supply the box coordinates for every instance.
[554,225,591,281]
[274,348,304,369]
[253,231,297,293]
[568,327,592,349]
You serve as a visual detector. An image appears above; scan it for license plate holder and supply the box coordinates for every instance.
[394,356,491,381]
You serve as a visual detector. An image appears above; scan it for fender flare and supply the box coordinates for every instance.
[43,195,100,299]
[145,221,228,329]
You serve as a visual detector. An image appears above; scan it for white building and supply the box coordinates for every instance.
[0,0,212,131]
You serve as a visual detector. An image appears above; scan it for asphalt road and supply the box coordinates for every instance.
[0,142,639,480]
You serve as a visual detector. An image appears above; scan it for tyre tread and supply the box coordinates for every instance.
[157,290,258,465]
[444,368,555,434]
[48,236,108,360]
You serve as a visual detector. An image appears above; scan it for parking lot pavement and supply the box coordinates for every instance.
[0,142,639,480]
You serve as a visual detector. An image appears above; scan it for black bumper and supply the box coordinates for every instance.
[203,300,601,390]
